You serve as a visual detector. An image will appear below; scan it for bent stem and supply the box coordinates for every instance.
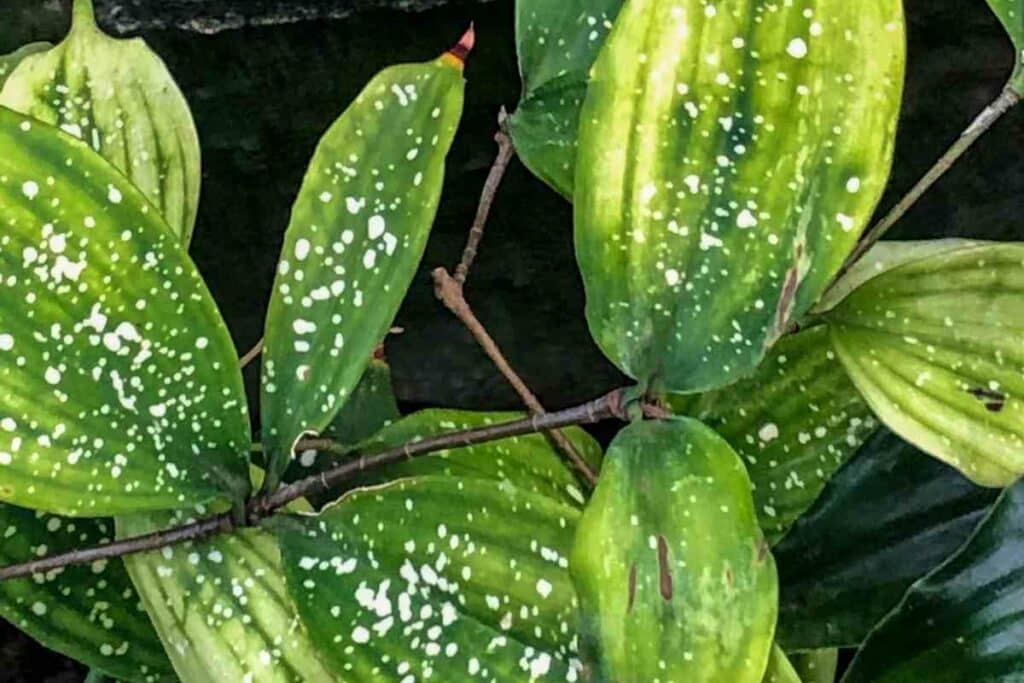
[0,389,626,583]
[834,84,1021,284]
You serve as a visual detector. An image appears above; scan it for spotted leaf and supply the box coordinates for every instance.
[0,0,201,242]
[571,419,778,682]
[825,240,1024,487]
[574,0,905,394]
[260,35,468,486]
[0,504,173,682]
[843,479,1024,682]
[0,43,51,90]
[0,107,250,515]
[508,0,622,197]
[321,358,399,447]
[670,326,877,543]
[774,430,998,650]
[118,510,335,683]
[986,0,1024,91]
[274,475,583,681]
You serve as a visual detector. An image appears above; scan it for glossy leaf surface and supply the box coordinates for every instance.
[509,0,622,196]
[572,419,777,682]
[0,43,51,89]
[261,45,466,483]
[826,241,1024,486]
[0,107,249,515]
[275,475,583,681]
[119,511,334,683]
[574,0,905,393]
[774,430,998,650]
[673,326,876,543]
[0,504,172,682]
[844,480,1024,682]
[0,0,201,242]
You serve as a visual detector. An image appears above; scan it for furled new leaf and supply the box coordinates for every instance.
[118,510,335,683]
[985,0,1024,91]
[0,43,51,90]
[572,419,777,682]
[261,35,467,485]
[671,326,877,543]
[825,241,1024,487]
[0,107,249,515]
[843,479,1024,682]
[0,504,172,682]
[0,0,201,242]
[774,430,998,650]
[509,0,622,196]
[574,0,905,393]
[275,475,583,681]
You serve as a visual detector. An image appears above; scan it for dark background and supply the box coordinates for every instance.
[1,0,1022,679]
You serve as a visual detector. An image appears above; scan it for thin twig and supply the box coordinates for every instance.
[833,85,1021,284]
[0,389,626,582]
[454,109,514,285]
[239,338,264,368]
[433,267,599,486]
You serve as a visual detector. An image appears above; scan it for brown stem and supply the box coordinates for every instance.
[833,85,1021,284]
[0,389,626,582]
[454,110,515,285]
[239,338,264,368]
[433,267,599,486]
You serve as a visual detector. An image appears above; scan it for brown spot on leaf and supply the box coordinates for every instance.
[757,538,769,563]
[967,386,1006,413]
[656,535,673,601]
[725,567,734,587]
[627,562,637,613]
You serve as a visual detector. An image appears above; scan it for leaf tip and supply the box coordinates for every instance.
[443,23,475,68]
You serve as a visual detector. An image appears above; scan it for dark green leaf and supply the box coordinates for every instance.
[774,430,999,650]
[118,510,335,682]
[985,0,1024,90]
[0,504,172,682]
[574,0,905,393]
[322,358,399,447]
[843,479,1024,683]
[673,326,877,543]
[791,649,838,683]
[261,44,466,484]
[0,0,201,242]
[509,0,622,197]
[825,241,1024,486]
[0,43,51,90]
[275,475,583,680]
[0,106,250,515]
[572,419,777,682]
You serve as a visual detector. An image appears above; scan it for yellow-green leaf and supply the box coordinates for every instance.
[825,240,1024,487]
[0,107,249,515]
[574,0,905,393]
[572,419,778,682]
[0,0,201,242]
[0,504,173,682]
[260,38,467,485]
[0,42,51,90]
[119,510,335,683]
[762,645,801,683]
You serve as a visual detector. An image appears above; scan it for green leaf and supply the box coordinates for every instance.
[671,326,877,543]
[260,43,467,485]
[0,107,249,515]
[791,649,838,683]
[320,358,399,446]
[0,504,173,682]
[274,475,583,681]
[571,419,777,682]
[763,645,801,683]
[0,0,201,242]
[985,0,1024,91]
[843,479,1024,683]
[774,429,999,650]
[508,0,622,197]
[573,0,905,394]
[0,43,51,90]
[825,241,1024,487]
[118,510,335,683]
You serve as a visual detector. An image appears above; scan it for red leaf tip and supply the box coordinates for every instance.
[446,23,475,65]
